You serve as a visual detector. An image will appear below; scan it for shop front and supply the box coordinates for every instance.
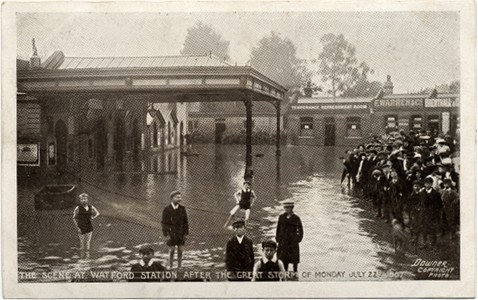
[287,98,372,146]
[372,91,459,136]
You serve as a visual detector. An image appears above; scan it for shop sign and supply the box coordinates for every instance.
[291,104,368,110]
[374,98,423,107]
[425,98,459,108]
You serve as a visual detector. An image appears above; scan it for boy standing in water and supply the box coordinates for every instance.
[162,191,189,269]
[224,181,256,228]
[73,193,100,259]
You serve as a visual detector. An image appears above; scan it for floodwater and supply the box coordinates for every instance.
[17,145,459,282]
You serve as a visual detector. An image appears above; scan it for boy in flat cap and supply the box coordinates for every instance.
[162,190,189,269]
[252,240,286,281]
[129,245,166,282]
[276,201,303,273]
[224,181,257,228]
[225,220,254,281]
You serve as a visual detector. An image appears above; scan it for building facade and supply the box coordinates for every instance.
[287,76,459,146]
[288,97,373,146]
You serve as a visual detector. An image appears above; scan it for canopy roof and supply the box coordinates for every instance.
[18,51,286,103]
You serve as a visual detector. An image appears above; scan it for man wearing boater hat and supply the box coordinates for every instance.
[276,201,303,274]
[225,220,254,281]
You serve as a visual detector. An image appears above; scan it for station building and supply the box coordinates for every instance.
[17,40,285,178]
[287,76,459,146]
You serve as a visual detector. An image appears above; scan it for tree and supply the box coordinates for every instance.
[341,78,382,98]
[449,80,460,93]
[317,33,372,98]
[181,21,230,61]
[249,31,310,89]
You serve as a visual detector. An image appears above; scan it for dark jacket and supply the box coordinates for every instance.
[161,204,189,237]
[129,260,166,282]
[424,188,443,224]
[276,213,303,264]
[225,235,254,275]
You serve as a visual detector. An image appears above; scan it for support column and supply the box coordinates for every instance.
[244,95,253,180]
[275,100,281,156]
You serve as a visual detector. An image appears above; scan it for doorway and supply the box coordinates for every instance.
[132,119,140,163]
[55,120,68,172]
[324,117,336,146]
[215,120,226,144]
[95,119,107,170]
[114,117,126,170]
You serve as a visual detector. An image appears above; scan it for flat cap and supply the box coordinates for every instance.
[232,220,246,228]
[261,240,277,249]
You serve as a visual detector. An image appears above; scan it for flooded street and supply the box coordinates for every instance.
[18,145,459,282]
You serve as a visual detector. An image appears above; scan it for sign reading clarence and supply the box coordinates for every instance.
[374,98,424,107]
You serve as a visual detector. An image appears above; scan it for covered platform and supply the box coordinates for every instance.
[17,51,287,178]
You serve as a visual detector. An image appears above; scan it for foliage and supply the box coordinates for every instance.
[181,21,230,61]
[249,31,310,89]
[418,80,460,95]
[341,77,383,98]
[317,33,373,98]
[449,80,460,93]
[220,130,287,145]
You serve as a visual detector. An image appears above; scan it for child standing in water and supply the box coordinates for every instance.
[73,193,100,259]
[224,181,256,228]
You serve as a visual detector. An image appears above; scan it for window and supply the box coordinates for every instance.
[188,120,200,132]
[300,117,314,137]
[410,115,423,130]
[346,117,362,137]
[427,115,440,134]
[385,115,398,128]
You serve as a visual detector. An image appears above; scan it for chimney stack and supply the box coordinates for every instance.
[304,81,313,98]
[29,38,41,69]
[383,75,394,95]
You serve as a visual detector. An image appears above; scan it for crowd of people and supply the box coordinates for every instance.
[341,129,460,251]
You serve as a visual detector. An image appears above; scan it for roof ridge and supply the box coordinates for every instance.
[64,54,221,59]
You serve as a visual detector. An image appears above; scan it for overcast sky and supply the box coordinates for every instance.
[17,12,459,93]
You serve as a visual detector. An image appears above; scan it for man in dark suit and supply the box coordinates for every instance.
[162,190,189,269]
[276,201,303,274]
[225,220,254,281]
[423,177,443,248]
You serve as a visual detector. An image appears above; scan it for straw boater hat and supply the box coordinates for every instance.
[282,201,295,208]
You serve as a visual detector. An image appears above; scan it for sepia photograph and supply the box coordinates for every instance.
[2,0,476,298]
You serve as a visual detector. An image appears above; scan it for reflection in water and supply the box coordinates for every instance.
[18,145,458,281]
